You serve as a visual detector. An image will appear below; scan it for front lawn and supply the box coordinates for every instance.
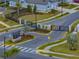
[20,10,60,22]
[59,3,77,9]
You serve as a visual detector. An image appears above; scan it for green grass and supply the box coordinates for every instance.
[4,48,20,57]
[59,3,77,9]
[0,16,18,26]
[20,12,59,22]
[0,25,22,32]
[55,12,69,19]
[70,19,79,32]
[75,8,79,10]
[38,39,65,50]
[39,51,79,59]
[48,41,79,59]
[4,20,18,26]
[50,43,79,55]
[0,24,6,29]
[38,38,79,59]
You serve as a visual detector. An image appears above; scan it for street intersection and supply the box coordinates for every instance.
[0,11,78,59]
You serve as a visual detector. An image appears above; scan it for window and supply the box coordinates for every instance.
[21,0,25,3]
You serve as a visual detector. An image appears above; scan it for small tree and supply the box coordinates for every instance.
[27,5,32,13]
[33,5,37,14]
[51,9,58,14]
[33,5,37,29]
[66,32,78,50]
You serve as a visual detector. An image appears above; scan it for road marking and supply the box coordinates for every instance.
[0,45,36,54]
[5,45,10,48]
[29,50,36,53]
[15,46,20,48]
[7,45,15,49]
[25,48,32,52]
[18,47,24,50]
[21,48,28,51]
[1,45,4,47]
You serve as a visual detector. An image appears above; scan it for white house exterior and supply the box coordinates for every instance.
[8,0,74,12]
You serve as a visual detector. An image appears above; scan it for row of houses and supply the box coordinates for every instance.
[0,0,78,12]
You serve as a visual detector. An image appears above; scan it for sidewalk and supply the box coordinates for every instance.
[38,40,79,57]
[56,7,77,14]
[0,21,10,28]
[37,12,66,23]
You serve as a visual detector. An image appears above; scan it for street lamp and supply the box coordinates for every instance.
[48,36,51,42]
[34,4,37,29]
[3,32,6,59]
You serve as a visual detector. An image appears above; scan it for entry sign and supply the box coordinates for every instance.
[12,30,21,39]
[9,1,16,7]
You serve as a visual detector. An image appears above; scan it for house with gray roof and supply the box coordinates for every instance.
[8,0,74,12]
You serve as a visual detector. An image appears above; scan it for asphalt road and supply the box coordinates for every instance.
[6,52,61,59]
[1,11,79,59]
[18,11,79,48]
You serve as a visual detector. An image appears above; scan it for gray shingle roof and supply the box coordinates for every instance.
[23,0,49,4]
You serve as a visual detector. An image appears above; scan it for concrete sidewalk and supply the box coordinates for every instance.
[0,21,10,28]
[39,40,79,57]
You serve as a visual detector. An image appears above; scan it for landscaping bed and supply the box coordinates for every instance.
[5,35,34,45]
[30,29,51,34]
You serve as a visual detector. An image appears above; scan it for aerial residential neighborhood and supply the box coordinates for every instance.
[0,0,79,59]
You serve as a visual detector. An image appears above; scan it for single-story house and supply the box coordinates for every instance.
[1,0,75,12]
[9,0,60,12]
